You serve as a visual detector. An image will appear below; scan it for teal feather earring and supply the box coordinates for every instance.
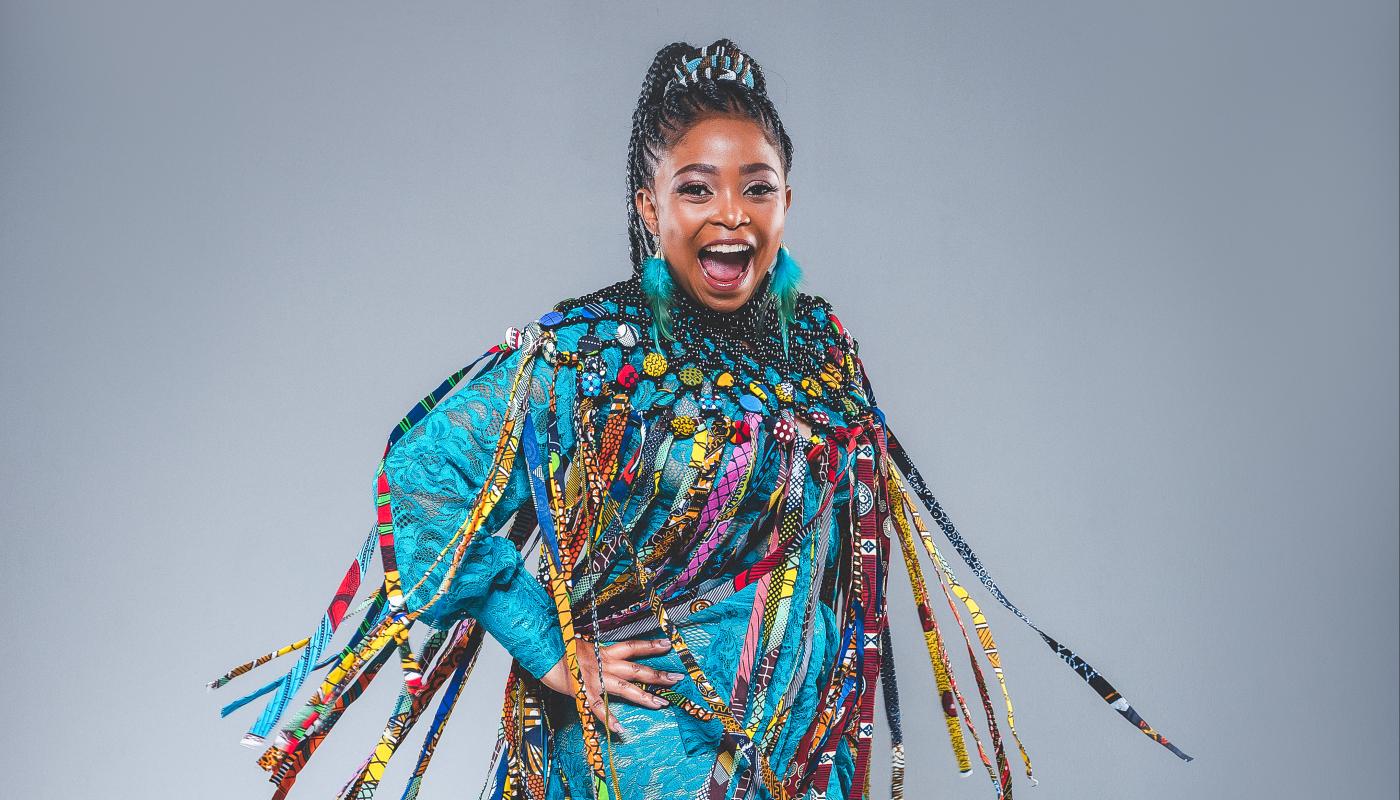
[639,247,674,349]
[770,243,803,356]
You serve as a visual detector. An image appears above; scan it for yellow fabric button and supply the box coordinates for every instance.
[642,351,668,377]
[670,415,698,438]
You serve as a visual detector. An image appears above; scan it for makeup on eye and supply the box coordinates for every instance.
[675,182,779,197]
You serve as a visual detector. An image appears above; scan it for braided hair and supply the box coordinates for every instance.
[625,39,795,272]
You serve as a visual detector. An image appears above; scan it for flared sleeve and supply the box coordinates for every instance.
[383,344,566,680]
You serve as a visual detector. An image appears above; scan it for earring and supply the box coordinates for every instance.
[769,243,803,356]
[639,246,674,348]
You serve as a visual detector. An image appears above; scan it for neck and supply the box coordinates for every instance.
[669,269,777,335]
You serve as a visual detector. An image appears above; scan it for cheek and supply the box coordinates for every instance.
[661,205,707,240]
[761,203,784,228]
[754,204,785,233]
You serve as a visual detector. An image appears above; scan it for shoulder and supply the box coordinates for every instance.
[791,290,864,356]
[490,278,649,369]
[487,278,643,354]
[549,279,642,325]
[791,290,882,415]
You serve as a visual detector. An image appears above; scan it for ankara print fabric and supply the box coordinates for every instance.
[211,272,1189,800]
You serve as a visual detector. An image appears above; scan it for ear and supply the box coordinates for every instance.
[635,188,660,237]
[783,183,792,213]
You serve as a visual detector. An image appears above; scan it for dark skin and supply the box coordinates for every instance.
[635,113,793,313]
[539,114,795,736]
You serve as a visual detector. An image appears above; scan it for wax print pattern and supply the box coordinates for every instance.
[212,275,1190,800]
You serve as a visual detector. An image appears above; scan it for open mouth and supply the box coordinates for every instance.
[697,243,754,292]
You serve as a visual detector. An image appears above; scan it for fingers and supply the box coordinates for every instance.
[593,637,684,692]
[608,658,684,687]
[567,637,690,736]
[586,696,626,737]
[599,673,670,710]
[600,637,673,660]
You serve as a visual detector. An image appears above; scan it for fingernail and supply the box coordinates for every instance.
[655,639,672,649]
[665,672,684,683]
[651,695,668,707]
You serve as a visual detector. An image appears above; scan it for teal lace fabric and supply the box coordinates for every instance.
[384,345,569,680]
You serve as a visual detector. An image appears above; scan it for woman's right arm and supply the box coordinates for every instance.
[382,324,683,726]
[383,344,566,680]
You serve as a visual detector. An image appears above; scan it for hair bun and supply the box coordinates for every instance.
[666,42,757,93]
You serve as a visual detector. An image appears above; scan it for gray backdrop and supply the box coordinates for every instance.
[3,2,1395,798]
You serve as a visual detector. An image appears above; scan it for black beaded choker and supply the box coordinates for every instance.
[668,269,779,342]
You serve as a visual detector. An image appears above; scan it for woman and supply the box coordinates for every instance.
[211,39,1190,800]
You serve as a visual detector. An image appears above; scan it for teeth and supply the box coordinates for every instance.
[701,243,752,254]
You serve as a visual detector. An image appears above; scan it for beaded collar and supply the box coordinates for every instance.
[537,275,873,434]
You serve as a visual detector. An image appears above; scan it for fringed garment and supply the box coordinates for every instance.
[211,275,1190,800]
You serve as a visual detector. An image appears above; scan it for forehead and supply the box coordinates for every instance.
[662,114,782,172]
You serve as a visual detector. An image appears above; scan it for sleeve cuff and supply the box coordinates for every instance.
[459,538,567,680]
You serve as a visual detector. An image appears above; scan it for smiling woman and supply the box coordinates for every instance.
[210,38,1191,800]
[634,115,792,312]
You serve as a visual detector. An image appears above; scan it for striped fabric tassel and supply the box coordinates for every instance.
[244,524,379,745]
[886,470,974,774]
[398,646,473,800]
[880,626,905,800]
[337,623,485,799]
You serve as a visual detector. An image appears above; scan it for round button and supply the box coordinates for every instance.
[678,365,704,387]
[615,323,638,348]
[642,351,668,377]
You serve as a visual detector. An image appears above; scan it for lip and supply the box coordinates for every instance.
[701,237,755,249]
[696,239,756,294]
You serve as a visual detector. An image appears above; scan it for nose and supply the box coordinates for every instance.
[710,190,749,229]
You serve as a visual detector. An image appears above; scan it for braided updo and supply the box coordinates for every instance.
[625,39,795,272]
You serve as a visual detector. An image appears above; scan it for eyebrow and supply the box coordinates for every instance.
[673,162,778,178]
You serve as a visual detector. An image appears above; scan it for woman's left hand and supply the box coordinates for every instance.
[537,637,684,735]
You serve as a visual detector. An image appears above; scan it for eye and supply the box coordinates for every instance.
[677,182,712,197]
[746,182,778,196]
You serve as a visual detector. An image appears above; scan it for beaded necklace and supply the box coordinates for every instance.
[547,274,867,446]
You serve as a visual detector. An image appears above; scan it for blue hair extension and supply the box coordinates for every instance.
[639,250,675,348]
[771,244,803,356]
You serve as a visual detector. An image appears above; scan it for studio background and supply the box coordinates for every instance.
[2,2,1395,798]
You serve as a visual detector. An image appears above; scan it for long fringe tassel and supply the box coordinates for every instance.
[337,623,486,800]
[215,336,548,798]
[884,427,1193,763]
[898,477,1035,785]
[885,471,974,774]
[880,626,905,800]
[399,643,474,800]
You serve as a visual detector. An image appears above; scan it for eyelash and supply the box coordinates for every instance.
[678,182,778,197]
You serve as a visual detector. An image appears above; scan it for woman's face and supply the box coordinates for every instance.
[635,114,792,313]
